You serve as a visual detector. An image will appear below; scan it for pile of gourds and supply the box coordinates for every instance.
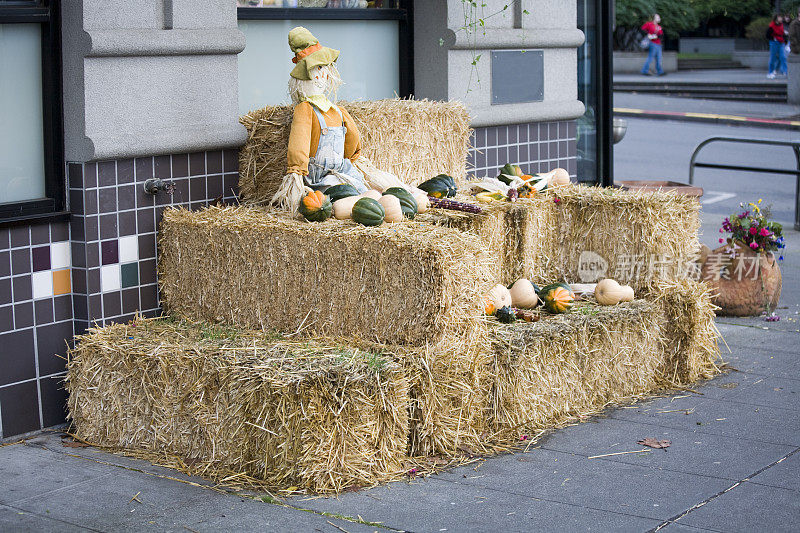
[298,174,484,226]
[299,185,429,226]
[473,163,571,204]
[484,278,576,323]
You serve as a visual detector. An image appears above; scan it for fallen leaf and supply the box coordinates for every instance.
[638,438,671,449]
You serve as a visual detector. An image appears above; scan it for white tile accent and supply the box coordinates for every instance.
[100,264,121,292]
[118,235,139,263]
[32,270,53,300]
[50,241,71,269]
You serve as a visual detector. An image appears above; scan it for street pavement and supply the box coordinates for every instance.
[614,68,788,86]
[2,94,799,531]
[615,92,800,122]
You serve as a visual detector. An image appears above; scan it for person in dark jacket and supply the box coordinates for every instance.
[768,14,787,78]
[640,13,665,76]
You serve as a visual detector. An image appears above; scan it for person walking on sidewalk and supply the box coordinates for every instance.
[767,14,787,78]
[641,13,665,76]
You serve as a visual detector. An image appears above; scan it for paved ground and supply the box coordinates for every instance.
[614,69,788,86]
[614,92,800,122]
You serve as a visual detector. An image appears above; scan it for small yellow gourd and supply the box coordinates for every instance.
[379,194,404,223]
[487,284,512,310]
[619,285,635,302]
[508,279,538,308]
[333,196,360,220]
[595,278,624,306]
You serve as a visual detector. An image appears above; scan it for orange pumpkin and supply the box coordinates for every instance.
[484,300,496,316]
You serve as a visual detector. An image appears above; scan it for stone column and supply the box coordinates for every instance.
[413,0,584,177]
[61,0,247,162]
[789,53,800,105]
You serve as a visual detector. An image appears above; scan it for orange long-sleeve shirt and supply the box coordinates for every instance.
[286,101,362,176]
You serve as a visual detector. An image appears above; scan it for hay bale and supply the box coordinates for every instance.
[647,278,721,384]
[420,185,700,291]
[66,317,409,494]
[486,301,666,442]
[158,205,495,348]
[239,99,471,204]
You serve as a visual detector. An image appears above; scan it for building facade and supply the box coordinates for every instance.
[0,0,611,440]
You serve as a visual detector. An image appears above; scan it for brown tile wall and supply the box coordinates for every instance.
[0,149,238,440]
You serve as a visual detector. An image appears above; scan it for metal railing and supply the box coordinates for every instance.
[689,136,800,231]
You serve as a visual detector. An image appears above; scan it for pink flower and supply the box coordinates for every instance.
[749,227,758,235]
[719,228,723,233]
[760,228,770,237]
[520,435,528,441]
[750,242,759,250]
[554,197,561,205]
[719,238,724,243]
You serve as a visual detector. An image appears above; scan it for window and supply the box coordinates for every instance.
[237,1,412,114]
[0,1,64,224]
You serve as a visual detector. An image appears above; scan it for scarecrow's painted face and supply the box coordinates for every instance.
[310,66,329,94]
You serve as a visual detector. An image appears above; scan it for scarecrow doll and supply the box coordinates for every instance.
[272,27,371,211]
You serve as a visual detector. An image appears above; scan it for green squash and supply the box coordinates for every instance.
[383,187,418,219]
[495,306,517,323]
[298,190,332,223]
[351,197,385,227]
[538,283,574,314]
[325,184,360,203]
[418,174,457,199]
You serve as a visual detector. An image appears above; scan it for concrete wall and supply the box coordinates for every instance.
[679,38,735,55]
[732,50,770,70]
[613,51,678,73]
[414,0,585,127]
[62,0,248,162]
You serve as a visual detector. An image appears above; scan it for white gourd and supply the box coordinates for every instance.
[548,168,571,187]
[379,194,404,223]
[595,278,624,305]
[333,196,360,220]
[362,189,382,201]
[509,279,538,308]
[487,284,513,310]
[619,285,635,302]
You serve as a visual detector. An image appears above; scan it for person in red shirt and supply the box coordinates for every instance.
[640,14,665,76]
[767,14,787,78]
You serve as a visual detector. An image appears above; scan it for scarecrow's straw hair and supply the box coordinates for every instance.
[66,317,409,494]
[158,205,495,348]
[238,99,471,204]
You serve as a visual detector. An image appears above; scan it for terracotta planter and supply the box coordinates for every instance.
[701,242,782,316]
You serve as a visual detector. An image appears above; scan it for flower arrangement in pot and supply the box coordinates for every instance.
[701,200,786,317]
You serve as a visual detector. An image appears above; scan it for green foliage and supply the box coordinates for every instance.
[688,0,773,23]
[615,0,774,36]
[745,16,771,41]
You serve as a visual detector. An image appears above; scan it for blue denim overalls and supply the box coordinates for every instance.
[306,104,367,192]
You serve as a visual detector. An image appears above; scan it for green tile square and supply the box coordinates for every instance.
[120,262,139,289]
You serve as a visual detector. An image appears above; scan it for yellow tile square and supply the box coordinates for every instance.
[53,269,72,296]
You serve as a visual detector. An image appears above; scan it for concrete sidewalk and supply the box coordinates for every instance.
[2,219,798,532]
[614,69,787,86]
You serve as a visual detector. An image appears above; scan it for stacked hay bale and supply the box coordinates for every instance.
[239,99,471,205]
[158,205,498,457]
[486,301,666,442]
[66,318,408,493]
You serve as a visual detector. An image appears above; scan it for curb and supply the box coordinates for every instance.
[614,107,800,131]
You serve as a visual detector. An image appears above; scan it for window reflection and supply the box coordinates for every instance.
[576,0,598,184]
[236,0,397,7]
